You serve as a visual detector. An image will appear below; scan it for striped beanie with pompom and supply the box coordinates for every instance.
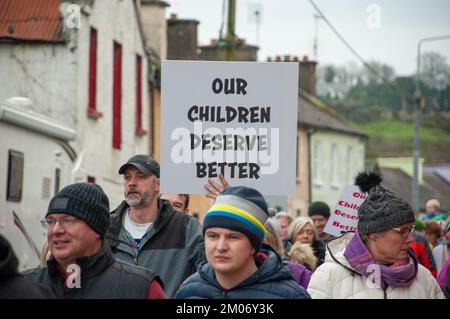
[203,186,270,250]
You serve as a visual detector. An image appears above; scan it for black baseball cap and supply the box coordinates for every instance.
[118,154,160,178]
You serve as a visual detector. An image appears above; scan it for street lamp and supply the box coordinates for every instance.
[412,34,450,215]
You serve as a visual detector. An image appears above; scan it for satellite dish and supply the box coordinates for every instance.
[248,2,263,24]
[247,2,263,46]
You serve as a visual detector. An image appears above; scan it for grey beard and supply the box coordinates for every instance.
[125,198,143,207]
[125,191,153,208]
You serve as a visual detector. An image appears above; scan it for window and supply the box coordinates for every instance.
[41,177,51,200]
[6,150,24,202]
[112,41,122,149]
[135,54,146,136]
[312,140,322,184]
[87,27,102,118]
[347,146,354,184]
[296,132,301,180]
[148,79,155,155]
[331,144,339,186]
[54,168,61,195]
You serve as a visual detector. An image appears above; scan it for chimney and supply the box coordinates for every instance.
[170,13,177,20]
[167,15,199,60]
[140,0,170,59]
[298,55,317,95]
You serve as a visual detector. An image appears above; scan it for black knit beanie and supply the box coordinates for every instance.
[308,201,331,219]
[355,171,415,235]
[46,183,110,238]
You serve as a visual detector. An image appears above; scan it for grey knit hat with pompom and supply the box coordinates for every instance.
[355,171,415,235]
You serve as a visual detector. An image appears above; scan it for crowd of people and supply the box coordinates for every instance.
[0,154,448,299]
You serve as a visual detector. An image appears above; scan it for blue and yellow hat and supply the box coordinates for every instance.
[203,186,270,250]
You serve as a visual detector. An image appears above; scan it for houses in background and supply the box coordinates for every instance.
[376,158,450,212]
[0,0,170,206]
[166,15,367,217]
[2,1,446,229]
[284,56,366,216]
[0,0,168,269]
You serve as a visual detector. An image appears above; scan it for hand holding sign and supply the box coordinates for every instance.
[204,173,230,200]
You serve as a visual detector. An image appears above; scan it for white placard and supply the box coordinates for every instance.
[160,61,298,195]
[324,185,368,237]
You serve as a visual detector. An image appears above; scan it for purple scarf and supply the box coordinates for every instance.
[343,233,418,290]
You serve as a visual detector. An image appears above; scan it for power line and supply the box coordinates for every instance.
[308,0,403,90]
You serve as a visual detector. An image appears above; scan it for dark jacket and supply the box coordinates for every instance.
[175,246,311,299]
[312,239,326,267]
[257,249,312,289]
[411,232,437,277]
[283,239,293,252]
[23,244,160,299]
[0,235,55,299]
[106,199,205,298]
[445,271,450,299]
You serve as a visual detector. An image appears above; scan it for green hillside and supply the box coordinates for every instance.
[355,121,450,164]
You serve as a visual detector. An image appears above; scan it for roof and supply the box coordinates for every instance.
[0,0,63,42]
[141,0,170,7]
[424,164,450,185]
[379,167,450,211]
[298,90,367,138]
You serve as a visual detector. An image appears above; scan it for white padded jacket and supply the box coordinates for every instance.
[307,232,445,299]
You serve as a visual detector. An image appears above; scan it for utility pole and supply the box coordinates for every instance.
[225,0,236,61]
[313,13,321,60]
[412,34,450,215]
[412,46,421,215]
[254,8,260,47]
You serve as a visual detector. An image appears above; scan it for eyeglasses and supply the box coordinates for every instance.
[391,226,415,239]
[40,216,79,229]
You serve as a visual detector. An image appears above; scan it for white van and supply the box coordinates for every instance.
[0,98,76,270]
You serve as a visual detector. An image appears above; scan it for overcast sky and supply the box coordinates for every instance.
[166,0,450,76]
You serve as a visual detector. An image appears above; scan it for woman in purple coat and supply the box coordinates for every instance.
[263,217,312,289]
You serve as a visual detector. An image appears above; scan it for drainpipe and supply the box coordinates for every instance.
[307,127,315,206]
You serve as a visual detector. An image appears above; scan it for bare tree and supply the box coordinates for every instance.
[420,51,450,91]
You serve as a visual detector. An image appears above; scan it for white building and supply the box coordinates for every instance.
[0,0,153,207]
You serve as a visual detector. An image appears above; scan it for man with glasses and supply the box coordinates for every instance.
[24,183,165,299]
[308,171,444,299]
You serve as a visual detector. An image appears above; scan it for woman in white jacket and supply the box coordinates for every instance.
[308,171,444,299]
